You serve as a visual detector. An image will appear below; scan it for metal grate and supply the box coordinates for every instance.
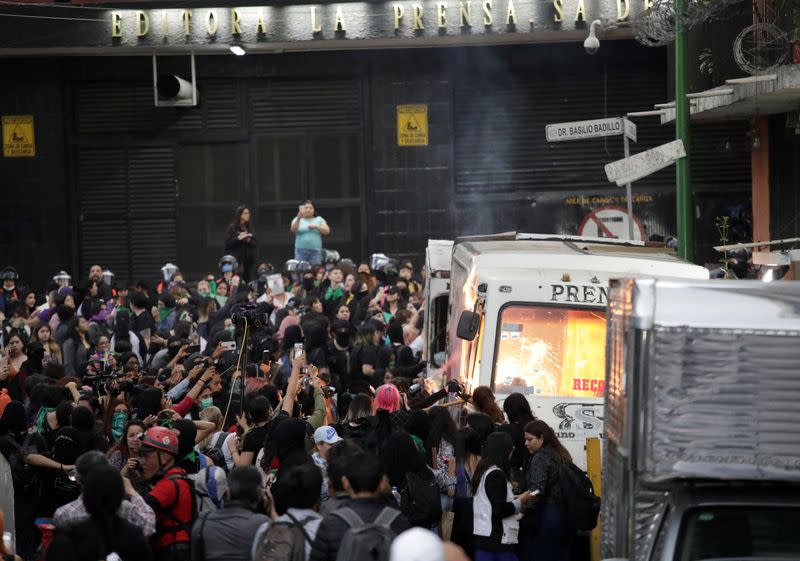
[77,145,176,286]
[249,79,360,130]
[204,80,241,129]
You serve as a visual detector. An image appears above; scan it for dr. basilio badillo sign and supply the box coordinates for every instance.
[108,0,648,44]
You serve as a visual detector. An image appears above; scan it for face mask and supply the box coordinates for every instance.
[302,278,315,291]
[111,411,128,442]
[200,398,213,409]
[226,326,235,334]
[335,333,350,347]
[400,289,410,299]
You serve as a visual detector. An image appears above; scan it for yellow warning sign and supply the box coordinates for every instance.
[397,104,428,147]
[3,115,35,158]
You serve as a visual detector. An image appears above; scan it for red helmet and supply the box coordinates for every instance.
[140,426,178,455]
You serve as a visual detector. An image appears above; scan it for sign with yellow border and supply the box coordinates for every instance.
[397,104,428,147]
[2,115,35,157]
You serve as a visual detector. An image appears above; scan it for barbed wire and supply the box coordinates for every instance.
[635,0,746,47]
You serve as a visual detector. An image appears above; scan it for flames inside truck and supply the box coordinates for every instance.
[492,305,607,398]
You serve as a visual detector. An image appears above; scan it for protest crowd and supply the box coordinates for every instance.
[0,204,591,561]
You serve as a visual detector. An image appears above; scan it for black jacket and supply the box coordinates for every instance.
[46,516,152,561]
[224,225,257,268]
[310,497,410,561]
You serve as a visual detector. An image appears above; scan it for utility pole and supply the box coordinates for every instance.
[674,0,693,261]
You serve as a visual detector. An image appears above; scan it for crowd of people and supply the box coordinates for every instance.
[0,210,586,561]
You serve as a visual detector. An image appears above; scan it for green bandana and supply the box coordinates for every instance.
[324,286,344,302]
[35,406,55,433]
[158,307,174,322]
[410,434,425,454]
[111,411,128,442]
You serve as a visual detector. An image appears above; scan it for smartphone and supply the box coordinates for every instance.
[221,341,237,352]
[531,489,541,496]
[293,343,304,359]
[186,344,200,354]
[262,350,272,364]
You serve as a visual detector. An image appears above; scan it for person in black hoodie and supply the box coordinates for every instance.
[71,405,109,454]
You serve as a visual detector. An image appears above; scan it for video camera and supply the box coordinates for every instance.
[231,303,271,330]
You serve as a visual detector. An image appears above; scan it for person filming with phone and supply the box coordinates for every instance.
[290,200,330,266]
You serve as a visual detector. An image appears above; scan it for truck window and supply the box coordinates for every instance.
[677,506,800,560]
[492,305,606,398]
[430,294,449,357]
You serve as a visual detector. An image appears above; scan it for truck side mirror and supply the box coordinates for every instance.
[456,311,480,341]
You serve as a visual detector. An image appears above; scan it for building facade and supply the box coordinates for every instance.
[0,0,752,286]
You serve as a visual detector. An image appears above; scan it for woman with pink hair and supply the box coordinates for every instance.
[372,383,402,414]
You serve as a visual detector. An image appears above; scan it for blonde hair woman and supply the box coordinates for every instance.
[200,406,239,471]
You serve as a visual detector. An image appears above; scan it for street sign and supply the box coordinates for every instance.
[578,206,645,241]
[624,119,637,142]
[545,117,623,142]
[604,139,686,186]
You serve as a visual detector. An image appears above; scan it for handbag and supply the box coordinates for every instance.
[440,510,455,541]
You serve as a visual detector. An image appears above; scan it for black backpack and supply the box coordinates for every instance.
[333,507,399,561]
[558,462,600,532]
[204,432,229,473]
[254,513,314,561]
[154,472,199,541]
[400,470,442,528]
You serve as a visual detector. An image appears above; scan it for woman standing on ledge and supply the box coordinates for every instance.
[291,200,330,266]
[225,205,257,283]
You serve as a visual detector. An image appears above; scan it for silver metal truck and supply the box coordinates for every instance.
[602,278,800,561]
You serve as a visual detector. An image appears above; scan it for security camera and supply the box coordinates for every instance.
[584,20,601,55]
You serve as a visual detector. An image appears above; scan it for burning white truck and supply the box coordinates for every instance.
[441,233,708,468]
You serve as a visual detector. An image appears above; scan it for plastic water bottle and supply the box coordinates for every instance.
[391,486,401,505]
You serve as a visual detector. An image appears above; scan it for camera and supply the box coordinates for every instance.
[584,20,601,55]
[231,303,270,329]
[583,36,599,55]
[447,379,464,395]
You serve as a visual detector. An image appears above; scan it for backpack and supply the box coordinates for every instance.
[191,465,226,513]
[254,513,314,561]
[400,471,442,529]
[203,432,229,473]
[333,507,399,561]
[558,462,601,532]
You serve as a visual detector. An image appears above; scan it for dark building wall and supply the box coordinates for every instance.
[0,41,752,289]
[0,69,71,291]
[770,114,800,241]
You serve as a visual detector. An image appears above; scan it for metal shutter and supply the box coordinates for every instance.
[77,145,176,285]
[249,79,361,130]
[454,60,750,194]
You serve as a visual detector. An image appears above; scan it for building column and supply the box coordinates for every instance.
[751,116,770,243]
